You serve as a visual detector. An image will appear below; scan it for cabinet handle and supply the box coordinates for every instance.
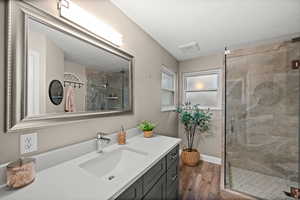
[134,188,137,198]
[171,174,177,181]
[170,153,177,160]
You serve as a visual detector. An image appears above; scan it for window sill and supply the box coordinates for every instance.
[161,106,176,112]
[197,107,222,111]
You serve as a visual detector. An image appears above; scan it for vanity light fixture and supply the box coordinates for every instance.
[58,0,123,46]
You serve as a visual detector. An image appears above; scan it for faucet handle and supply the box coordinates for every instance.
[97,132,107,138]
[97,132,103,139]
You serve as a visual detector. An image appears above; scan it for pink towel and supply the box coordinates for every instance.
[65,86,76,112]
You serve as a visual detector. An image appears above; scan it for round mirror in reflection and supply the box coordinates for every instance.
[48,80,64,105]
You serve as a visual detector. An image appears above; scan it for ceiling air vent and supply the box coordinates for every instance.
[178,42,200,54]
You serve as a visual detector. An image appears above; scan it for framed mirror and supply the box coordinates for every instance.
[5,1,133,132]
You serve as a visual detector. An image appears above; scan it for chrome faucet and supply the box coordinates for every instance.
[96,132,111,153]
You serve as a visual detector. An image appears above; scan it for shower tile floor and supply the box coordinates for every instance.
[229,167,299,200]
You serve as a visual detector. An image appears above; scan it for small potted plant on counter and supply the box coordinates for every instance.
[138,120,156,138]
[176,102,212,166]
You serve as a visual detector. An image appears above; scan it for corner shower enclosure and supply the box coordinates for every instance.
[224,40,300,200]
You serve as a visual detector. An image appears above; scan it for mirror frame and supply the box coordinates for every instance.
[5,0,134,132]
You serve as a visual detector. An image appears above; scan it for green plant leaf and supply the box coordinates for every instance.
[175,104,212,149]
[137,120,156,131]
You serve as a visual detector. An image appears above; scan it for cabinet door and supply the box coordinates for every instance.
[143,174,166,200]
[166,145,179,170]
[166,158,179,200]
[166,185,178,200]
[166,161,178,188]
[116,179,143,200]
[143,158,166,195]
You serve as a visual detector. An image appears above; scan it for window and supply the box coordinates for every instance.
[161,66,176,111]
[183,69,221,109]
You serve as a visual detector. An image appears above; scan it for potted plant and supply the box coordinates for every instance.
[176,103,212,166]
[138,120,156,138]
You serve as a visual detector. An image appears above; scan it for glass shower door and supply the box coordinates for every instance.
[225,41,300,200]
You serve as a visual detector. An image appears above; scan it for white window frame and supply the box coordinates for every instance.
[161,66,177,112]
[183,69,222,110]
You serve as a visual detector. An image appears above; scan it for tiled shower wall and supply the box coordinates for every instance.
[226,41,300,181]
[86,69,129,111]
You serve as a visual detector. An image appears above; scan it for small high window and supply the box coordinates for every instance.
[183,69,221,109]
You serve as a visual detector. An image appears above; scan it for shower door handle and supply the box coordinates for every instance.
[230,118,234,133]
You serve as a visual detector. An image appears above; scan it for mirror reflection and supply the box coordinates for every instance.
[27,18,130,117]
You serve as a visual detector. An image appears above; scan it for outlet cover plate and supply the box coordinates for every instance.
[20,133,38,154]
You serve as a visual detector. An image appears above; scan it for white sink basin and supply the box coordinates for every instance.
[79,147,148,181]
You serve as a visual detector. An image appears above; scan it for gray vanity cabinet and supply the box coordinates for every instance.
[165,145,179,200]
[143,157,166,194]
[116,178,143,200]
[166,164,179,199]
[143,174,166,200]
[116,145,179,200]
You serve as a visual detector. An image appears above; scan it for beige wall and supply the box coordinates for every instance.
[0,0,178,164]
[179,54,224,158]
[28,28,65,114]
[45,39,65,113]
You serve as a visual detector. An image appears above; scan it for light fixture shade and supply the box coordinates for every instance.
[59,0,123,46]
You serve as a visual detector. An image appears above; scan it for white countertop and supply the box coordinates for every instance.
[0,134,181,200]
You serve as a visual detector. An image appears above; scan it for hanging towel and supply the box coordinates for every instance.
[65,86,76,112]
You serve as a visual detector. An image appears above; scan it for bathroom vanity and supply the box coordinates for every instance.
[0,131,181,200]
[116,145,179,200]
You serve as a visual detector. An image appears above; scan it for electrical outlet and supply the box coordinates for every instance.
[20,133,37,154]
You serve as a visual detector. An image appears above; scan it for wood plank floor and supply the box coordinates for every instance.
[179,160,248,200]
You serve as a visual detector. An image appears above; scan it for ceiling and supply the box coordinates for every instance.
[29,18,129,72]
[111,0,300,61]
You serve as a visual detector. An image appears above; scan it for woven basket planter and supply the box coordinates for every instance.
[143,130,153,138]
[181,148,200,167]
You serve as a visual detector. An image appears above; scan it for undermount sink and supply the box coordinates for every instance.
[79,147,148,181]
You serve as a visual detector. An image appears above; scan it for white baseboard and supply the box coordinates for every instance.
[179,149,222,165]
[200,154,222,165]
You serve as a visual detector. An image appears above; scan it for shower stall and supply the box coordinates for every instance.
[224,40,300,199]
[86,70,129,111]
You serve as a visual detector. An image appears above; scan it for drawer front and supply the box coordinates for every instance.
[116,179,143,200]
[143,158,166,195]
[143,174,166,200]
[166,145,179,169]
[166,162,178,188]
